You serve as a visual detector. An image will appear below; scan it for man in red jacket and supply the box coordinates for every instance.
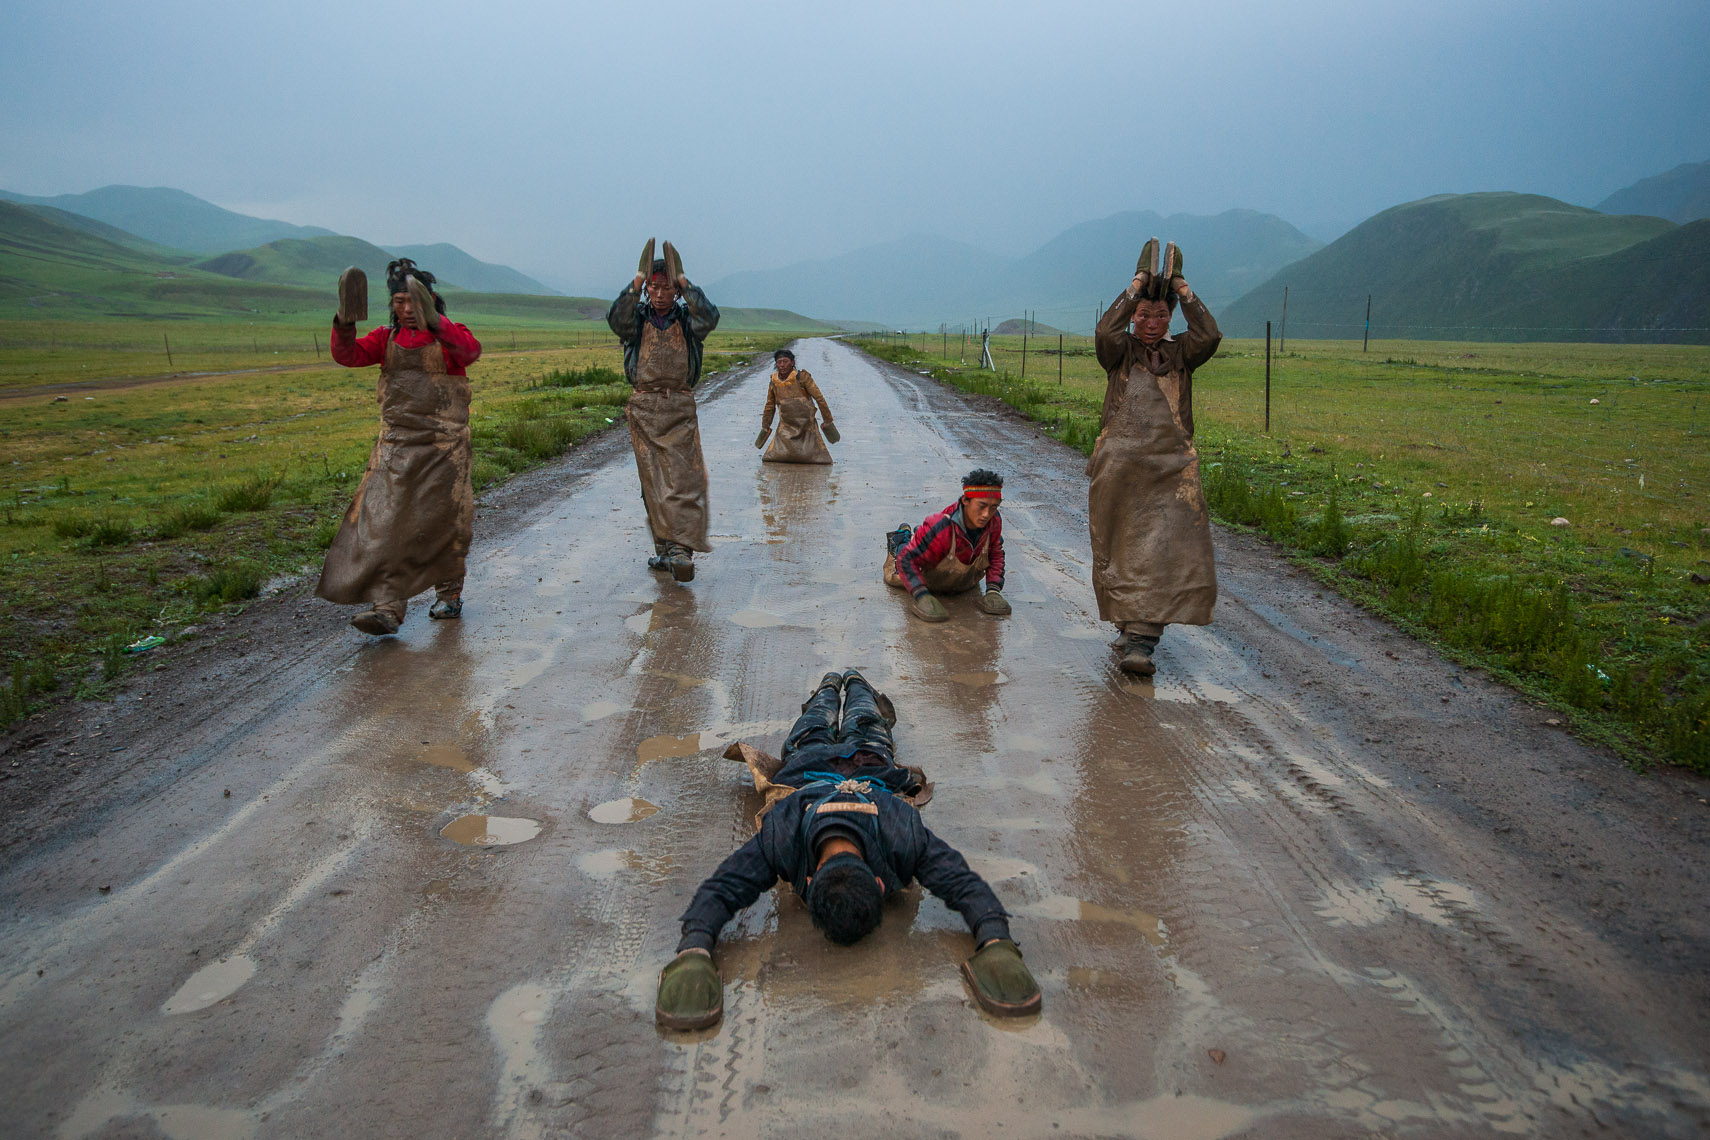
[883,469,1011,622]
[317,259,482,635]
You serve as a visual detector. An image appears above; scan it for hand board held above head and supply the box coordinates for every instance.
[406,275,440,333]
[337,267,368,324]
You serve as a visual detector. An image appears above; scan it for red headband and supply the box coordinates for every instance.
[963,485,1002,502]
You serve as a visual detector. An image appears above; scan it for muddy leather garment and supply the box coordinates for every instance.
[607,283,721,551]
[1087,288,1222,626]
[760,368,833,464]
[317,337,473,604]
[883,502,1001,597]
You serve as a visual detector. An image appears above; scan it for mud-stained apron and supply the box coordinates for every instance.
[627,320,711,551]
[1087,362,1217,625]
[883,536,990,596]
[762,372,832,465]
[317,338,473,604]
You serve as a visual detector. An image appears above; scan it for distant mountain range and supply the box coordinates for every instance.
[0,184,557,295]
[1596,161,1710,225]
[709,209,1321,330]
[1219,192,1708,343]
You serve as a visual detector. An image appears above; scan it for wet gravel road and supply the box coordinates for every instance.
[3,338,1707,1139]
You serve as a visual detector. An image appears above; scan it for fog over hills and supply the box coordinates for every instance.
[709,209,1320,330]
[1595,160,1710,225]
[1219,192,1707,343]
[0,185,333,253]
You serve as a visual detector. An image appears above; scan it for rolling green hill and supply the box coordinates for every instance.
[0,185,334,252]
[1219,193,1705,343]
[384,242,556,295]
[0,201,833,331]
[1596,160,1710,224]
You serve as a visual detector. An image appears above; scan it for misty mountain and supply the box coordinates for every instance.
[706,210,1318,329]
[384,243,556,296]
[0,185,335,253]
[711,235,1009,329]
[1596,160,1710,225]
[1218,192,1705,342]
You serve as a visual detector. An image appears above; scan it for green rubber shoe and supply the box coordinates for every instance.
[656,950,723,1030]
[910,593,950,623]
[1135,237,1159,286]
[822,421,840,444]
[977,589,1011,616]
[961,939,1041,1017]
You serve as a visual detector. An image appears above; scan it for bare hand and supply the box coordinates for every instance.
[1173,277,1192,298]
[676,274,690,292]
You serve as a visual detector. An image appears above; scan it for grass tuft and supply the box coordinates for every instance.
[214,475,281,513]
[155,500,223,539]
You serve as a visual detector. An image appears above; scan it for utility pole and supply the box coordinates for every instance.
[1058,333,1063,385]
[1265,321,1272,433]
[1279,286,1289,354]
[1363,295,1372,352]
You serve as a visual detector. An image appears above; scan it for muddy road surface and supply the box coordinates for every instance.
[3,338,1707,1139]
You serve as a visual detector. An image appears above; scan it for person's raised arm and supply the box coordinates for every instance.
[606,277,643,343]
[675,835,779,953]
[681,282,720,341]
[1175,280,1221,371]
[330,321,388,368]
[435,320,482,368]
[1095,278,1144,370]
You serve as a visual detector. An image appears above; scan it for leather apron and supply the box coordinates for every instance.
[763,371,832,465]
[316,337,473,605]
[1087,358,1216,625]
[627,319,711,551]
[883,535,991,596]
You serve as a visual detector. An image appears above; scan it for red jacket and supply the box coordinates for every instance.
[895,500,1005,597]
[330,321,482,375]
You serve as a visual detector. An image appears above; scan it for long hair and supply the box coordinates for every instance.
[385,258,447,330]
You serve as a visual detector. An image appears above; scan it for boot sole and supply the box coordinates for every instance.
[351,612,399,636]
[671,561,695,583]
[960,961,1042,1018]
[655,1000,722,1031]
[1119,654,1157,676]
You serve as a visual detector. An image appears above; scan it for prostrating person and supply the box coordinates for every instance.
[317,259,482,635]
[754,347,838,463]
[882,469,1010,622]
[655,668,1041,1030]
[1090,239,1222,675]
[607,239,720,582]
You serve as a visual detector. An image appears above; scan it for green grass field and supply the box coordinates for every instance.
[0,326,793,723]
[858,330,1710,772]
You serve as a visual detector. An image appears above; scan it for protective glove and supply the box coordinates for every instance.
[754,427,771,450]
[655,949,723,1030]
[976,589,1011,616]
[1135,237,1159,296]
[910,593,950,623]
[406,275,441,333]
[822,421,840,444]
[1160,242,1182,291]
[337,266,368,325]
[960,938,1041,1017]
[637,237,656,276]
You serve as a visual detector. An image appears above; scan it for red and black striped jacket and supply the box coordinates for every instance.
[895,500,1005,598]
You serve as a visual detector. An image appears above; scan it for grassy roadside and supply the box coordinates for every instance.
[0,329,789,726]
[854,332,1710,774]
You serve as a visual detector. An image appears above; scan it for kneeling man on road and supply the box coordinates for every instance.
[656,668,1041,1030]
[883,469,1010,622]
[1090,239,1222,675]
[754,347,838,464]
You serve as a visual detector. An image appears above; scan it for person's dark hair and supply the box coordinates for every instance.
[385,258,446,329]
[963,468,1003,489]
[774,348,795,361]
[807,857,884,945]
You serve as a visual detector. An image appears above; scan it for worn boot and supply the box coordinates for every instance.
[337,267,368,325]
[351,600,403,636]
[429,596,463,620]
[666,542,694,583]
[1116,632,1160,676]
[647,538,670,573]
[886,524,913,558]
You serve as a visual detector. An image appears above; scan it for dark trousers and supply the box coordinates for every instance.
[776,674,897,786]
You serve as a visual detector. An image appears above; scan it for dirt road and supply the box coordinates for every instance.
[2,338,1706,1139]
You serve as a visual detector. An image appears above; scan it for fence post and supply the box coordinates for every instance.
[1265,320,1272,434]
[1363,295,1371,352]
[164,333,173,369]
[311,334,319,361]
[1021,319,1028,379]
[1058,333,1063,385]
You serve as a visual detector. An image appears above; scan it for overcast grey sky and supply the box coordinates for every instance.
[3,0,1706,292]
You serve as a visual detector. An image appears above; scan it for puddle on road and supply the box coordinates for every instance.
[1016,895,1167,947]
[729,609,785,629]
[582,700,625,722]
[964,854,1039,882]
[418,742,474,772]
[626,601,676,636]
[162,955,257,1015]
[440,815,542,847]
[637,731,708,765]
[949,670,1008,687]
[589,797,660,824]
